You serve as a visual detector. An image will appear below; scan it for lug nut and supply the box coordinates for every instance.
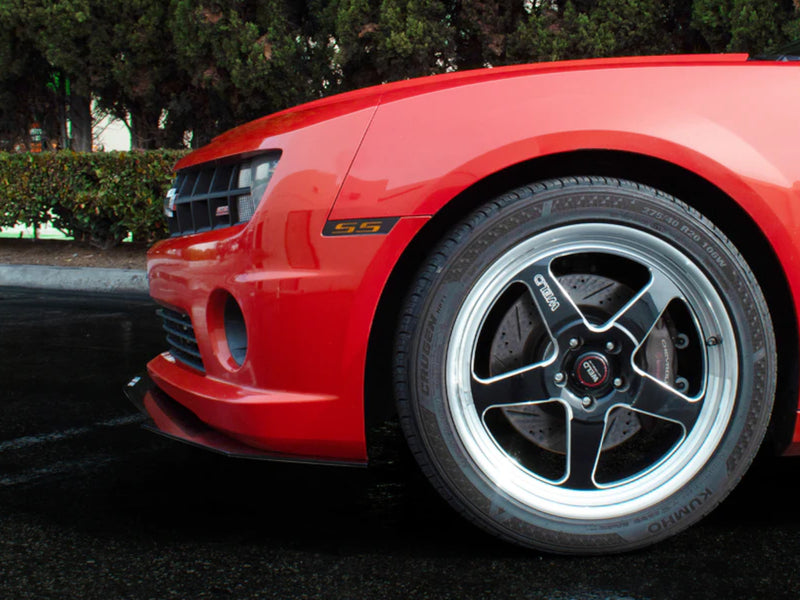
[569,338,580,349]
[613,377,624,388]
[675,333,690,350]
[582,396,593,408]
[554,372,565,384]
[605,341,615,352]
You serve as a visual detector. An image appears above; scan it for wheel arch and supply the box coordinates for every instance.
[364,149,798,458]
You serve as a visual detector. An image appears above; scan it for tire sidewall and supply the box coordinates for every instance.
[403,180,774,552]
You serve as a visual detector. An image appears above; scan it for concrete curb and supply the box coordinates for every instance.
[0,264,148,296]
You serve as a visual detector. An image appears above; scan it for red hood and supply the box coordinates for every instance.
[176,53,748,170]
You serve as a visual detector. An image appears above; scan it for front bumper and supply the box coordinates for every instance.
[138,211,429,465]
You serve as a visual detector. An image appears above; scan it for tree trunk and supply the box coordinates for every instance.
[129,109,161,149]
[69,94,92,152]
[57,90,68,150]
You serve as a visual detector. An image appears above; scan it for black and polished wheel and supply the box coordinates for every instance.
[394,177,776,554]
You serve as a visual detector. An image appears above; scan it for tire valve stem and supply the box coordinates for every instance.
[675,377,689,393]
[705,336,721,347]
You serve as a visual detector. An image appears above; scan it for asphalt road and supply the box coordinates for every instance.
[2,287,800,599]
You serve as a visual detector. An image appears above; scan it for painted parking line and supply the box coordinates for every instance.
[0,455,121,487]
[0,414,145,453]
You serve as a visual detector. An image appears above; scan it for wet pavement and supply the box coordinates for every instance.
[2,287,800,599]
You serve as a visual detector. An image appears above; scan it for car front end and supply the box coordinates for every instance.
[129,90,427,465]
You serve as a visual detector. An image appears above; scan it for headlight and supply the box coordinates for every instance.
[235,154,280,223]
[164,187,177,219]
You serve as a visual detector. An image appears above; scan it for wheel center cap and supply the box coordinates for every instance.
[574,352,610,389]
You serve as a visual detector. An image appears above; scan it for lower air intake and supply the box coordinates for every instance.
[157,306,205,373]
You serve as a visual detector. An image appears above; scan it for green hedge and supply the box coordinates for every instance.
[0,150,187,248]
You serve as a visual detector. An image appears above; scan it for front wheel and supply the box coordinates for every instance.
[394,177,776,553]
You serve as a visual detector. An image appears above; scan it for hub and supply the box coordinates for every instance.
[560,335,624,400]
[573,352,610,390]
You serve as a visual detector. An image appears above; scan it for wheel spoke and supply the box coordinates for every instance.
[629,376,701,431]
[609,271,682,343]
[517,260,585,337]
[562,418,606,490]
[471,366,552,415]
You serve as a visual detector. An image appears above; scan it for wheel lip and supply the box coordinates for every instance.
[445,223,738,521]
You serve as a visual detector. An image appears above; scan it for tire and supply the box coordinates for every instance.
[394,176,776,554]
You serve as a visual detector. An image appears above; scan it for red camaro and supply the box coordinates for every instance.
[129,51,800,553]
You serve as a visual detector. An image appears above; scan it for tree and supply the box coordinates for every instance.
[453,0,529,70]
[692,0,796,52]
[2,0,800,153]
[0,9,61,150]
[330,0,455,90]
[89,0,188,149]
[3,0,191,150]
[9,0,97,150]
[170,0,334,143]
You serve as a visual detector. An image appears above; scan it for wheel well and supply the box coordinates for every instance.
[364,150,798,457]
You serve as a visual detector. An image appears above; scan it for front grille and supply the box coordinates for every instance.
[167,164,249,237]
[157,307,205,373]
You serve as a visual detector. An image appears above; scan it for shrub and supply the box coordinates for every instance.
[0,150,186,248]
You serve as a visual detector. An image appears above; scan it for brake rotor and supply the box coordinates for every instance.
[489,273,676,453]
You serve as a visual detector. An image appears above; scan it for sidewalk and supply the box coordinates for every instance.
[0,263,148,296]
[0,233,149,296]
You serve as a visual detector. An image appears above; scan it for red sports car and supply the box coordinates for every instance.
[128,51,800,553]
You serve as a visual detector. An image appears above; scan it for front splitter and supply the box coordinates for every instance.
[124,374,365,467]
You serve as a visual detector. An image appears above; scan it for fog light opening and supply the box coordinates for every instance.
[224,295,248,367]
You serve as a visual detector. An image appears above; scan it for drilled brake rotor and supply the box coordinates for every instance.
[489,273,676,453]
